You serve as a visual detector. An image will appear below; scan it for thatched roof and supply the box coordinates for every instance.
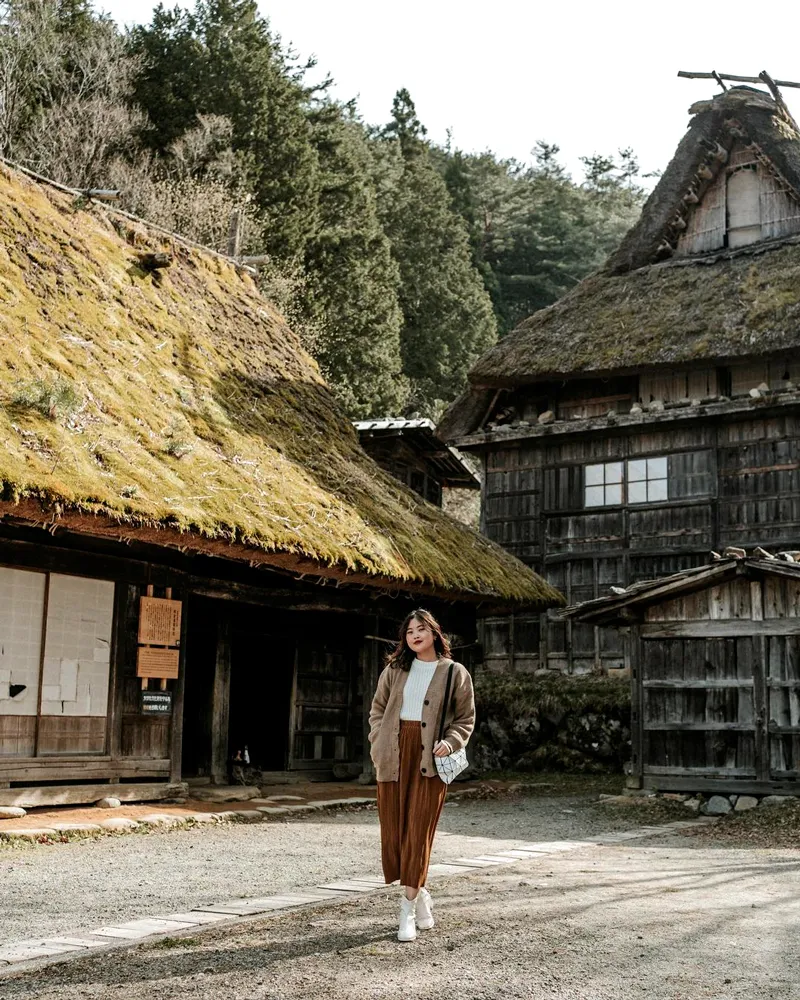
[0,162,561,608]
[459,88,800,392]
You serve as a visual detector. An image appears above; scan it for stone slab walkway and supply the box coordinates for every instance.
[0,816,715,974]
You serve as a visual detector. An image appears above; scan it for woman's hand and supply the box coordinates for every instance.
[433,740,452,758]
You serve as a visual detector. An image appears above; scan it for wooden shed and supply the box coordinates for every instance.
[562,550,800,796]
[0,162,562,809]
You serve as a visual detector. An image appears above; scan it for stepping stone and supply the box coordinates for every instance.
[164,911,235,925]
[191,786,261,803]
[436,859,485,869]
[52,823,101,834]
[427,863,476,876]
[346,877,387,886]
[256,807,289,816]
[516,841,593,853]
[99,818,139,832]
[451,857,505,867]
[92,918,192,940]
[469,855,520,864]
[317,881,379,893]
[492,849,547,859]
[313,798,375,808]
[0,941,85,962]
[264,795,305,802]
[231,810,264,822]
[192,902,276,916]
[187,813,218,823]
[39,937,105,950]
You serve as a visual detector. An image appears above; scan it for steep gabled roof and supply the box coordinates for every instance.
[450,88,800,402]
[0,162,562,608]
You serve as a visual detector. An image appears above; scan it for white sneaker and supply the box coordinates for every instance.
[416,887,434,930]
[397,896,417,942]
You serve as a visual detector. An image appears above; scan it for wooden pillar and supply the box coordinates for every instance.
[170,590,189,784]
[210,610,232,785]
[359,621,382,784]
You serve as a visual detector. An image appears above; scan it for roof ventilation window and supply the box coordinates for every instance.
[727,165,762,247]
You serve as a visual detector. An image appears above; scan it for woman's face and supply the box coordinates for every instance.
[406,617,437,659]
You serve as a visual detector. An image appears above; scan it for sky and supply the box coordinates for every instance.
[99,0,800,182]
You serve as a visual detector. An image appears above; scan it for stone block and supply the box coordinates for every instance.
[231,809,264,822]
[0,806,26,819]
[0,828,57,840]
[682,798,701,812]
[703,795,732,815]
[96,797,121,809]
[99,817,139,831]
[761,795,795,807]
[734,796,759,812]
[140,814,183,826]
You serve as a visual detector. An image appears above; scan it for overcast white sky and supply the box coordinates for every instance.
[100,0,800,181]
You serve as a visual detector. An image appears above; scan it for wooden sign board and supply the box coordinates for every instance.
[141,691,173,714]
[137,646,180,679]
[138,597,182,646]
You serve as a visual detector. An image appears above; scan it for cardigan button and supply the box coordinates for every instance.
[424,699,429,705]
[421,721,426,727]
[421,767,427,773]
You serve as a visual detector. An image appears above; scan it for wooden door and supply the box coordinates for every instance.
[640,636,762,782]
[289,639,357,769]
[765,635,800,778]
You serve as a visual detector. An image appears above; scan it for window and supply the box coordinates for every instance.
[583,456,670,507]
[0,568,115,757]
[584,462,623,507]
[628,457,668,504]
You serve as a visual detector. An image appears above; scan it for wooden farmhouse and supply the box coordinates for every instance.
[0,163,561,809]
[353,417,479,507]
[562,550,800,796]
[440,85,800,677]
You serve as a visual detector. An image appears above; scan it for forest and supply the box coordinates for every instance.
[0,0,647,419]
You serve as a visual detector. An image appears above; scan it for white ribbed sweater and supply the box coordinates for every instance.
[399,658,439,721]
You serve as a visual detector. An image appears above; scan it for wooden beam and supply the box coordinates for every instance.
[0,779,184,809]
[677,70,800,89]
[170,587,189,784]
[641,619,800,638]
[210,610,232,784]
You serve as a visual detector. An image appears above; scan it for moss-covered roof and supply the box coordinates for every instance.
[458,87,800,392]
[0,163,561,608]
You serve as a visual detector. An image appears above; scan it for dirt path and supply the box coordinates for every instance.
[2,837,799,999]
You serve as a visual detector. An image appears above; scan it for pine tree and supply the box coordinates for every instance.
[304,104,406,418]
[374,90,497,415]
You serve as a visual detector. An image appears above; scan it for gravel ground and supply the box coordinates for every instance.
[0,793,673,948]
[3,839,800,1000]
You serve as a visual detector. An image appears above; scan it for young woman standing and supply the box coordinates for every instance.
[368,609,475,942]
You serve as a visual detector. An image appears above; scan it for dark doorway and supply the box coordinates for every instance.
[181,595,219,779]
[228,621,294,771]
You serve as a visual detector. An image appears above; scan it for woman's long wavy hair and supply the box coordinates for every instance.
[385,609,451,671]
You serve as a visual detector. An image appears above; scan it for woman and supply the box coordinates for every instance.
[368,609,475,942]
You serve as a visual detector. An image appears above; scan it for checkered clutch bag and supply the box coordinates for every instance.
[434,663,469,785]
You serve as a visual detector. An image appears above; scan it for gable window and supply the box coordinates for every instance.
[585,462,623,507]
[628,457,668,503]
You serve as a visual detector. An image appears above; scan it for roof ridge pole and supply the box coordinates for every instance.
[758,70,800,131]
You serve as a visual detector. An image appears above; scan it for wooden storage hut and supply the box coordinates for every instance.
[354,418,479,507]
[0,162,562,808]
[562,550,800,796]
[439,85,800,677]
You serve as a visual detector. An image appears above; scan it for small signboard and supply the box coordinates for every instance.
[138,597,182,646]
[136,646,180,679]
[142,691,173,715]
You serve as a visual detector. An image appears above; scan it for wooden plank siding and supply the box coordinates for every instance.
[481,410,800,674]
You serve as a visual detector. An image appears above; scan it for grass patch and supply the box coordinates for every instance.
[148,936,201,950]
[11,375,82,422]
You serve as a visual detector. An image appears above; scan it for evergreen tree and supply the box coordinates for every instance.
[374,90,497,415]
[128,0,319,263]
[304,104,406,418]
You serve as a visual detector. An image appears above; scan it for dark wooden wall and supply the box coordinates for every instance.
[479,407,800,675]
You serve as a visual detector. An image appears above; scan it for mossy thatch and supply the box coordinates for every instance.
[467,236,800,385]
[465,87,800,389]
[0,163,562,608]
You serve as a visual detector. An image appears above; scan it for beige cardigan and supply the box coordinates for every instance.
[368,658,475,782]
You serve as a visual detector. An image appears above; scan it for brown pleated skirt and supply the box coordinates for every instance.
[377,720,448,887]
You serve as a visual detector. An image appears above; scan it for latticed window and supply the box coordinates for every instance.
[627,457,668,503]
[584,462,623,507]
